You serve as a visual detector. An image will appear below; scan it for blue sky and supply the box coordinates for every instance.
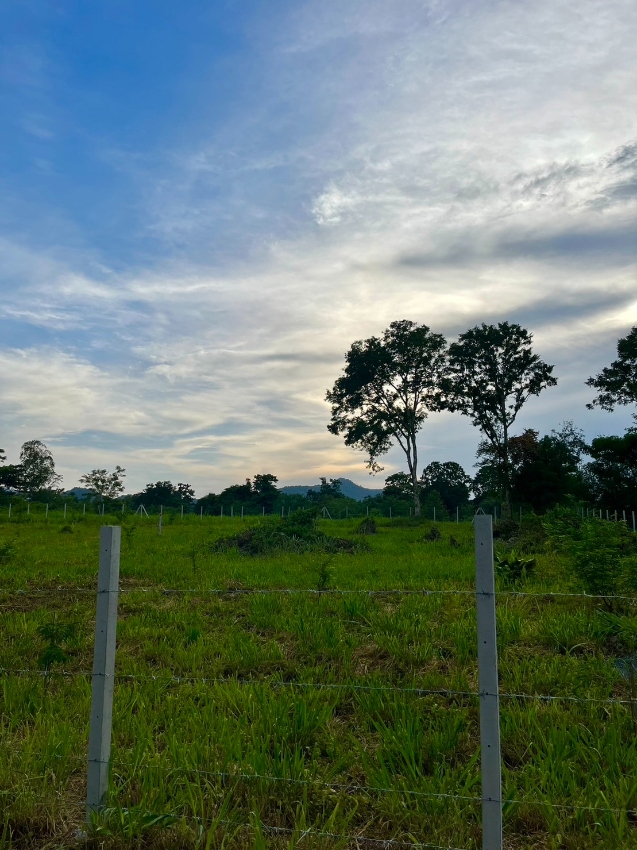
[1,0,636,495]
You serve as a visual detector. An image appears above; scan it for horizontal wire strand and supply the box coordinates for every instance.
[1,667,634,706]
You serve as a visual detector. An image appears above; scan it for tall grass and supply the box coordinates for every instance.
[1,514,637,848]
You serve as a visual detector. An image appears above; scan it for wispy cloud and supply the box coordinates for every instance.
[0,0,636,492]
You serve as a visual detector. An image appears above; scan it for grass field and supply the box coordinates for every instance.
[2,513,637,849]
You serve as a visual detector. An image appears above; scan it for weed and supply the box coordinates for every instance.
[495,550,536,583]
[0,540,14,562]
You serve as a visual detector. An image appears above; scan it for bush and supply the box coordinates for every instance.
[356,518,377,535]
[494,550,536,583]
[213,509,366,556]
[544,508,637,603]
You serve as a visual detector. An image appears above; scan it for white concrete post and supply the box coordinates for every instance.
[158,513,162,536]
[262,506,265,516]
[389,506,392,520]
[46,504,49,519]
[623,510,626,523]
[366,505,369,517]
[181,505,184,519]
[221,506,223,518]
[27,503,30,516]
[241,506,244,520]
[86,526,120,823]
[457,506,459,523]
[200,506,203,519]
[231,506,234,519]
[64,503,67,519]
[474,513,502,850]
[433,506,436,523]
[633,511,636,532]
[83,502,86,516]
[8,503,11,518]
[121,504,124,515]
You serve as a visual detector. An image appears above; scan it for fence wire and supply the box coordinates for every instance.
[2,667,635,707]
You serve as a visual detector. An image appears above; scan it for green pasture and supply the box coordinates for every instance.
[1,513,637,849]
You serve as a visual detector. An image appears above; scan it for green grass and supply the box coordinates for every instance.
[1,513,637,848]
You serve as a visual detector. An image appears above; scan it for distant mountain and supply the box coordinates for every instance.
[280,477,383,502]
[65,487,92,500]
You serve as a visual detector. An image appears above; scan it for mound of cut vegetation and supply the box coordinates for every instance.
[212,509,367,556]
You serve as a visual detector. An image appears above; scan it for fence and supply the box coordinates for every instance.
[3,499,637,527]
[2,516,637,849]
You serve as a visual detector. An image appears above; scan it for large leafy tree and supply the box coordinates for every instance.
[586,327,637,416]
[79,466,126,500]
[251,473,279,512]
[19,440,62,494]
[443,322,557,505]
[420,461,472,513]
[585,430,637,511]
[326,320,448,516]
[475,422,588,512]
[0,447,21,491]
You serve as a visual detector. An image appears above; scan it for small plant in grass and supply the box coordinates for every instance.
[0,539,15,563]
[494,550,536,583]
[122,523,137,546]
[59,524,73,534]
[599,612,637,730]
[422,525,441,542]
[315,557,334,593]
[37,618,78,690]
[184,627,201,645]
[91,805,177,838]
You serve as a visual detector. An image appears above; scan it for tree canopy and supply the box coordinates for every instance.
[586,327,637,415]
[326,319,448,516]
[443,322,557,503]
[585,430,637,511]
[79,466,126,500]
[18,440,62,494]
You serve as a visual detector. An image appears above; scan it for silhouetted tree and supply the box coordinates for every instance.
[327,320,448,516]
[443,323,556,506]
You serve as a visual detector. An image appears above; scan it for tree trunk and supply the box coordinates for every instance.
[502,416,511,519]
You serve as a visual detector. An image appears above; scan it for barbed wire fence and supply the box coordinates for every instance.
[3,518,637,849]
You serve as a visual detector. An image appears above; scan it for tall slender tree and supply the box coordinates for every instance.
[326,319,448,517]
[442,322,557,506]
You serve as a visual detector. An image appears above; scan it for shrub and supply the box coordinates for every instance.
[213,509,366,556]
[494,550,536,583]
[356,518,377,535]
[544,509,637,604]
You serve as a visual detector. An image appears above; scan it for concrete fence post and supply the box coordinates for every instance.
[474,513,503,850]
[86,526,120,823]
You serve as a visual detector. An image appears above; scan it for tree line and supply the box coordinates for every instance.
[1,323,635,517]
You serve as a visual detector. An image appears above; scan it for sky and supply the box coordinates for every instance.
[0,0,636,496]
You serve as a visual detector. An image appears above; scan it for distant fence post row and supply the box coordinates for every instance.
[3,502,637,531]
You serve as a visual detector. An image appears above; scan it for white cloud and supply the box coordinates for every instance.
[1,0,637,493]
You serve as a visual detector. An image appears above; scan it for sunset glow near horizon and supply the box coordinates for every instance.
[0,0,636,495]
